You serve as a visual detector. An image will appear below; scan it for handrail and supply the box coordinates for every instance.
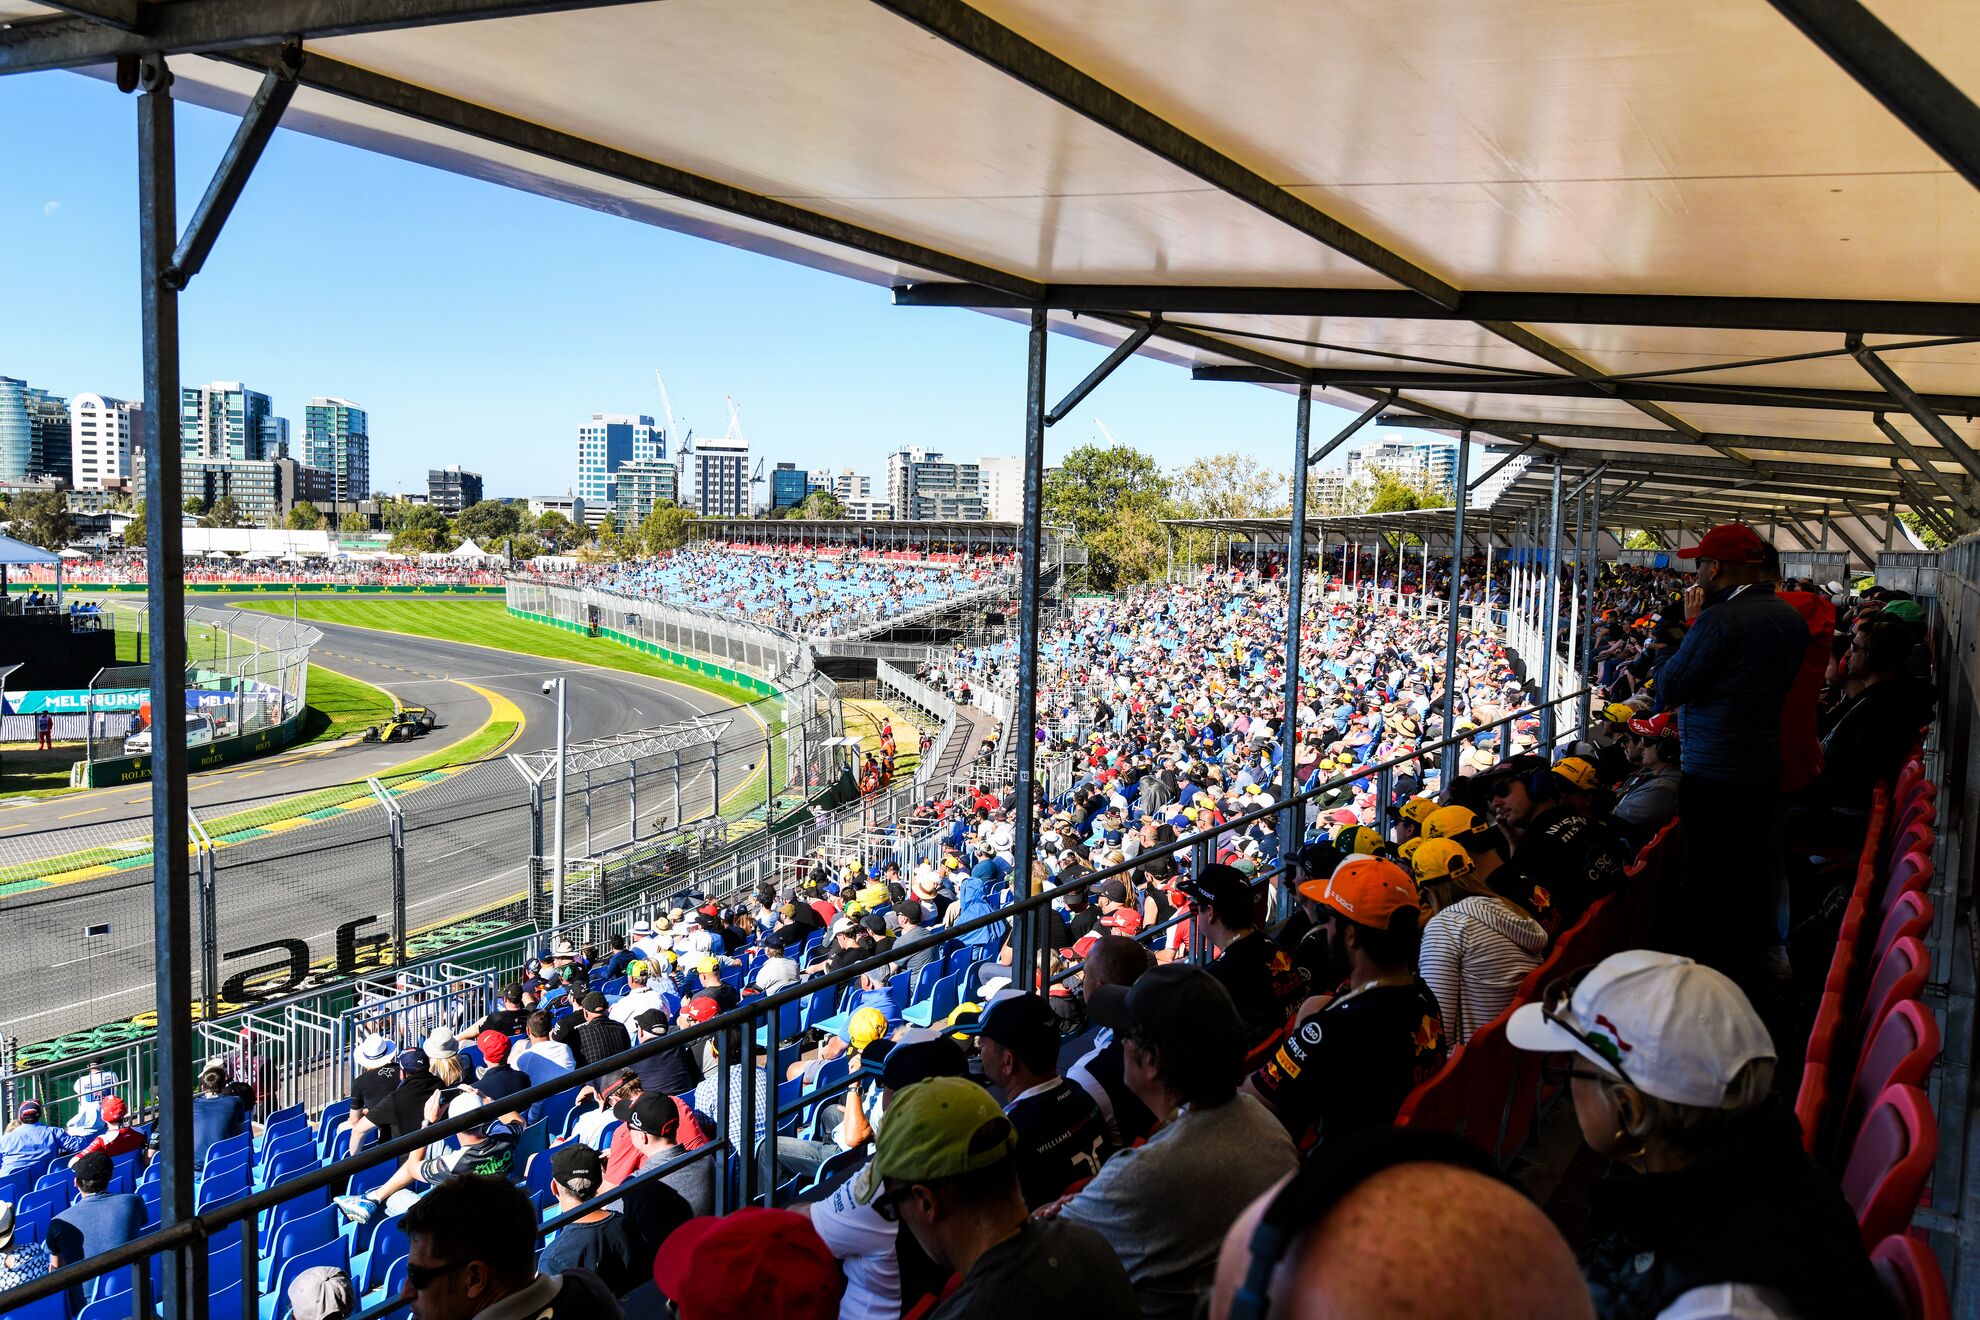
[0,679,1590,1316]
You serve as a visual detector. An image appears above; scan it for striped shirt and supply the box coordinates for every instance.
[1419,895,1546,1046]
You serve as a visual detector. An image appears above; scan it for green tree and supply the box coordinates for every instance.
[535,509,577,546]
[183,495,207,516]
[638,501,697,555]
[389,526,444,555]
[1044,443,1173,589]
[1897,513,1948,550]
[378,497,422,532]
[1623,529,1661,550]
[509,533,547,561]
[340,510,372,534]
[201,494,245,528]
[285,502,326,531]
[9,488,75,549]
[121,500,147,548]
[454,499,522,546]
[791,490,848,520]
[1170,451,1287,569]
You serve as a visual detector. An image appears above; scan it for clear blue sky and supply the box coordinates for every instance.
[2,68,1437,500]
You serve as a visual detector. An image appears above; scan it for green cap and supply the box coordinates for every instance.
[1881,600,1925,624]
[857,1077,1014,1202]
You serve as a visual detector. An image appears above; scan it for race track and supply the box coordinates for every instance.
[0,616,779,1047]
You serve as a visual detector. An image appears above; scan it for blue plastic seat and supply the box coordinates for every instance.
[80,1294,158,1320]
[902,968,967,1028]
[260,1236,348,1320]
[8,1291,69,1319]
[343,1153,399,1200]
[261,1205,339,1286]
[259,1142,317,1194]
[355,1214,408,1303]
[31,1168,74,1210]
[204,1131,253,1172]
[378,1252,409,1303]
[263,1185,328,1241]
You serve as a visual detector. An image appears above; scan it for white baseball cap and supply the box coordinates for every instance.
[1507,950,1775,1108]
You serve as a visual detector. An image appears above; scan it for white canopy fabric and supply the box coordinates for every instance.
[449,538,501,560]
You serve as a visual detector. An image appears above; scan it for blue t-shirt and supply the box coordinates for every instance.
[48,1193,146,1308]
[192,1093,248,1168]
[0,1123,74,1177]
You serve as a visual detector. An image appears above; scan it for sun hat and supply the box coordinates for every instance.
[355,1035,397,1069]
[847,1007,891,1052]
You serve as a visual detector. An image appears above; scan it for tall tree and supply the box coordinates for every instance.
[792,490,847,520]
[1171,451,1289,569]
[201,494,245,528]
[454,498,523,546]
[340,510,371,534]
[285,502,326,531]
[1044,443,1174,589]
[638,501,697,555]
[9,488,74,549]
[121,500,147,548]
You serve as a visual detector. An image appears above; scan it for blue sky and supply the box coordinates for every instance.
[2,68,1428,500]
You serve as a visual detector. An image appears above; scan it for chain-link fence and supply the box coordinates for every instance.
[508,577,806,681]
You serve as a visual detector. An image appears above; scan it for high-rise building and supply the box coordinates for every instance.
[259,414,291,459]
[1345,438,1459,496]
[770,463,811,510]
[182,458,287,523]
[613,458,680,524]
[182,381,274,462]
[428,465,485,516]
[976,455,1024,522]
[71,393,140,491]
[304,398,371,507]
[886,447,985,520]
[0,379,28,482]
[693,433,749,518]
[577,413,667,518]
[826,468,872,503]
[25,389,70,486]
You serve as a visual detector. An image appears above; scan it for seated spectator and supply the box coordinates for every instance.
[1412,840,1544,1047]
[653,1207,845,1320]
[512,1011,576,1089]
[976,993,1112,1208]
[1205,1129,1595,1320]
[65,1068,119,1139]
[537,1145,648,1296]
[849,968,904,1030]
[1506,950,1895,1319]
[865,1077,1138,1320]
[402,1175,622,1317]
[793,1037,969,1320]
[1066,935,1160,1147]
[1481,757,1626,937]
[609,961,664,1026]
[470,1030,531,1111]
[600,934,638,981]
[334,1092,518,1224]
[0,1200,51,1292]
[192,1058,249,1169]
[573,1072,638,1149]
[554,992,633,1068]
[1178,866,1304,1070]
[68,1096,143,1168]
[47,1152,145,1311]
[473,984,530,1037]
[348,1035,402,1137]
[0,1101,85,1178]
[1797,616,1936,831]
[1059,965,1299,1320]
[613,1091,713,1223]
[1612,712,1681,846]
[349,1050,441,1154]
[288,1264,356,1320]
[629,1007,705,1101]
[755,945,802,995]
[1247,859,1447,1149]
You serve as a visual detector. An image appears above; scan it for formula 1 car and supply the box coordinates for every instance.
[361,706,437,743]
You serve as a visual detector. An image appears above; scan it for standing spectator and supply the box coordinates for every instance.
[288,1265,357,1320]
[46,1152,145,1311]
[0,1201,51,1292]
[34,711,52,751]
[1506,950,1894,1319]
[863,1077,1138,1320]
[554,992,633,1068]
[1660,525,1813,989]
[399,1175,622,1317]
[1612,712,1681,846]
[976,993,1112,1208]
[1058,965,1299,1320]
[1065,936,1160,1147]
[1247,858,1446,1149]
[1177,866,1304,1070]
[192,1059,249,1169]
[0,1101,84,1177]
[536,1145,648,1296]
[653,1207,845,1320]
[1412,841,1543,1047]
[68,1096,143,1168]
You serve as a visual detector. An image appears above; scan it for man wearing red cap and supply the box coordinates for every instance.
[1661,523,1810,990]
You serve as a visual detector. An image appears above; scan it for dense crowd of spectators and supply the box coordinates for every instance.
[0,522,1939,1320]
[16,552,506,587]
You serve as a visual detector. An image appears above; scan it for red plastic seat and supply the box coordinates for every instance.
[1859,937,1930,1047]
[1871,891,1933,972]
[1793,1062,1829,1155]
[1886,820,1933,873]
[1870,1234,1950,1320]
[1841,1000,1940,1162]
[1881,851,1934,918]
[1806,990,1846,1073]
[1839,1084,1937,1248]
[1892,795,1935,844]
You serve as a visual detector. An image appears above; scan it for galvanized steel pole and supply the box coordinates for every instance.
[1013,308,1050,992]
[1281,385,1311,861]
[1540,460,1565,747]
[1439,432,1472,785]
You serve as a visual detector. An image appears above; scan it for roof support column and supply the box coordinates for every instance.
[1439,432,1472,785]
[1311,392,1393,467]
[1850,337,1980,485]
[1579,479,1602,732]
[1540,459,1565,748]
[1566,490,1583,724]
[1281,385,1312,879]
[1011,308,1049,993]
[136,53,203,1320]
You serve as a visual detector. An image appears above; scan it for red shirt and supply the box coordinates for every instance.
[79,1125,146,1164]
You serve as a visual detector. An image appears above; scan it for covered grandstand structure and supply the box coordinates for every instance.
[4,0,1979,1313]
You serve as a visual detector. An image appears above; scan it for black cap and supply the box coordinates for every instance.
[1178,864,1255,920]
[551,1142,602,1197]
[1088,963,1243,1052]
[72,1151,113,1184]
[977,993,1061,1058]
[895,899,925,926]
[1095,878,1129,903]
[580,991,609,1013]
[633,1008,670,1034]
[860,913,887,935]
[627,1091,680,1141]
[881,1037,971,1091]
[501,982,525,1004]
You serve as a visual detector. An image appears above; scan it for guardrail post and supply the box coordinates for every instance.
[370,777,407,967]
[190,811,218,1022]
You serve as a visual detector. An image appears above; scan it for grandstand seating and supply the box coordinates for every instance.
[590,549,991,636]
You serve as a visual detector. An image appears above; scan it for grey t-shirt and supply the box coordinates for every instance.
[1060,1093,1298,1320]
[929,1219,1137,1320]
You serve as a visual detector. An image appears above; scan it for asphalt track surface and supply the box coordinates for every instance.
[0,616,776,1046]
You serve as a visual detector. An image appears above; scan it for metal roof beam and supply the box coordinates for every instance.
[1872,414,1980,516]
[893,282,1980,338]
[1767,0,1980,197]
[1299,368,1980,415]
[1376,413,1963,465]
[1848,336,1980,483]
[0,0,660,76]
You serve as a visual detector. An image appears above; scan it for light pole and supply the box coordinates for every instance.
[543,677,568,928]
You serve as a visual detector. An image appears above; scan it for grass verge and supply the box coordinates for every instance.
[293,664,397,746]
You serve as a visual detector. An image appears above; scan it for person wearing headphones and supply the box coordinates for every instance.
[1481,755,1627,939]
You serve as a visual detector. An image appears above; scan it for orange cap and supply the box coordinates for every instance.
[1297,857,1421,926]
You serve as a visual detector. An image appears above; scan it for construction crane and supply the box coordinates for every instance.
[721,396,769,508]
[1095,417,1125,447]
[654,369,694,457]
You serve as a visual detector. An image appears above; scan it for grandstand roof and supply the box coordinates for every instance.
[5,1,1978,536]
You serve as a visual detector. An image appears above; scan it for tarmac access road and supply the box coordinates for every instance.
[0,619,775,1047]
